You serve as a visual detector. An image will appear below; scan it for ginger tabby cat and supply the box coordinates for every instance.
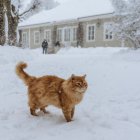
[16,62,88,122]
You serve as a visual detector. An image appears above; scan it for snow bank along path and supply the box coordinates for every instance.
[0,46,140,140]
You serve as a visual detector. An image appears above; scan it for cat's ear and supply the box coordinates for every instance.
[83,74,87,79]
[71,74,75,80]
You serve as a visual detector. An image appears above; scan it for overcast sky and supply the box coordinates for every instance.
[56,0,69,4]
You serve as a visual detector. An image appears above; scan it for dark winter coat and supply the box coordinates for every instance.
[42,40,48,48]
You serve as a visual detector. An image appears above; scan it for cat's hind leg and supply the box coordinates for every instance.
[40,105,49,114]
[30,108,38,116]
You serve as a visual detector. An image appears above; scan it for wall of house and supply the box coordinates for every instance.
[53,22,79,47]
[20,17,133,50]
[82,18,121,47]
[30,26,53,49]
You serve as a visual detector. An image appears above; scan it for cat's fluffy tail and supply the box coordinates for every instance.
[16,62,35,86]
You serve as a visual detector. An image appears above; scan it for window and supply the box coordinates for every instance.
[34,31,40,45]
[22,32,27,45]
[87,25,95,41]
[57,29,62,42]
[72,27,77,41]
[57,27,77,42]
[104,23,113,40]
[64,28,71,42]
[44,30,51,42]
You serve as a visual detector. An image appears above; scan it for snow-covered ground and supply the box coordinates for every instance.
[0,46,140,140]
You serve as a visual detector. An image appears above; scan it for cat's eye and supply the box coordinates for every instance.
[83,82,87,87]
[76,82,81,86]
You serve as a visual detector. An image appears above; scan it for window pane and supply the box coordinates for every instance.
[45,31,51,42]
[22,34,27,44]
[104,23,113,40]
[106,34,108,39]
[88,25,95,40]
[64,28,71,41]
[34,32,40,44]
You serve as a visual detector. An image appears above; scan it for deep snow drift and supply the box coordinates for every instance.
[0,46,140,140]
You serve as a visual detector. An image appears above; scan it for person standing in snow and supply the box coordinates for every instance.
[42,39,48,54]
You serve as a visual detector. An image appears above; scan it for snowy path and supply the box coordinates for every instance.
[0,46,140,140]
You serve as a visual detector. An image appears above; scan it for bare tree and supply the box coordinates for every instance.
[0,0,57,46]
[0,0,6,45]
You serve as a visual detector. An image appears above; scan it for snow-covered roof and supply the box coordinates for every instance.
[19,0,114,27]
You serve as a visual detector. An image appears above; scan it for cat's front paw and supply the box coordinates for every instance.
[66,120,72,122]
[66,118,73,122]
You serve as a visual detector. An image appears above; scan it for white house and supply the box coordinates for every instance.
[18,0,133,52]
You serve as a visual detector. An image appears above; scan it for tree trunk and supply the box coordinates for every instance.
[0,0,5,45]
[0,0,41,46]
[5,0,18,46]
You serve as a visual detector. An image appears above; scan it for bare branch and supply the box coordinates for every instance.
[18,0,41,18]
